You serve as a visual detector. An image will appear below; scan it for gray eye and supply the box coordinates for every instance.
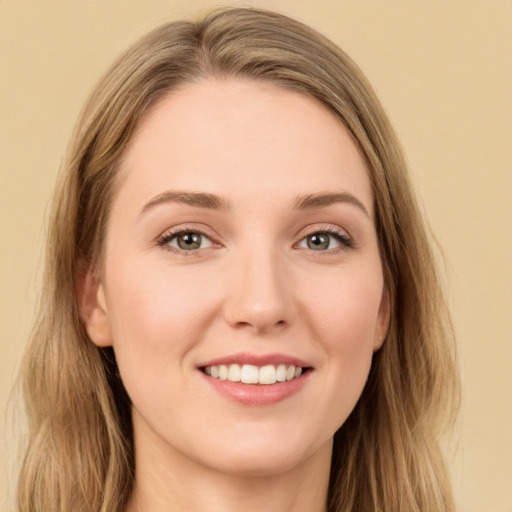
[177,232,201,250]
[168,231,213,251]
[299,232,342,251]
[307,233,329,250]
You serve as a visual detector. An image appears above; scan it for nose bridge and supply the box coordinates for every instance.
[223,238,293,332]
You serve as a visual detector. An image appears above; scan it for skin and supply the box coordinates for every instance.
[84,78,389,512]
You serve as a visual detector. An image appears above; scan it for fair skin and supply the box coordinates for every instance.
[84,78,389,512]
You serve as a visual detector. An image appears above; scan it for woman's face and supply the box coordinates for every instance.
[87,78,389,477]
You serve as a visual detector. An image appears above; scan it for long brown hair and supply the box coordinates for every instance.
[16,7,459,511]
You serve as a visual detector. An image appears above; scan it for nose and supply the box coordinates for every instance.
[222,246,294,334]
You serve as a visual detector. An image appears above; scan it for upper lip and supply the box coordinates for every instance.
[198,352,312,368]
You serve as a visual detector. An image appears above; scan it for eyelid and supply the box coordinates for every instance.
[294,224,353,251]
[155,223,354,255]
[156,224,221,254]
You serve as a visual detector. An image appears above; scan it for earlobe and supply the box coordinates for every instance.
[77,266,113,348]
[374,287,391,352]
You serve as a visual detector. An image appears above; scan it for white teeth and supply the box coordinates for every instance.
[204,363,305,384]
[276,364,287,382]
[240,364,259,384]
[259,365,277,385]
[218,365,228,380]
[227,363,241,382]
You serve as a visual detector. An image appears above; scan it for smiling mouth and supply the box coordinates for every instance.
[201,364,310,385]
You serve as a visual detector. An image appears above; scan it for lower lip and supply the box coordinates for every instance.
[200,371,311,406]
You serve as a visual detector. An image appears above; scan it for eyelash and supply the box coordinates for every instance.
[156,225,216,256]
[156,225,353,255]
[299,226,353,251]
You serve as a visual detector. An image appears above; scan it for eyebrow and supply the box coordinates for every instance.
[140,191,231,216]
[139,190,369,217]
[293,192,369,217]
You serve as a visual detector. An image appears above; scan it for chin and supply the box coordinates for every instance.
[195,428,332,478]
[205,449,311,478]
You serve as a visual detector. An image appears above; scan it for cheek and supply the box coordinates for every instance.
[104,261,220,394]
[298,263,383,425]
[109,258,215,333]
[304,263,384,350]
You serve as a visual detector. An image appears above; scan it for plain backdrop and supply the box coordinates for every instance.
[1,1,511,511]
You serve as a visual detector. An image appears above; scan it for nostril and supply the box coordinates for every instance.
[222,267,293,331]
[229,317,289,332]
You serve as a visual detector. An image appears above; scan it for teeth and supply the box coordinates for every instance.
[203,363,305,385]
[227,363,241,382]
[218,365,228,380]
[259,365,277,385]
[240,364,259,384]
[276,364,287,382]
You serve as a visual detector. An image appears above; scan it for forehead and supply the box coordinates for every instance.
[117,78,373,215]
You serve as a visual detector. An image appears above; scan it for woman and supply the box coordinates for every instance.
[16,7,459,512]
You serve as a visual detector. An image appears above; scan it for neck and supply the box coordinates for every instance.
[125,415,332,512]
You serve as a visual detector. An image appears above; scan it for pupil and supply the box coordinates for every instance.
[178,232,201,250]
[308,233,329,250]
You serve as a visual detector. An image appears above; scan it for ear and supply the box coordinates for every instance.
[373,287,391,352]
[77,265,113,347]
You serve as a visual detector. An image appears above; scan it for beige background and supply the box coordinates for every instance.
[1,1,510,510]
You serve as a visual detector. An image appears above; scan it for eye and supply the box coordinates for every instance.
[158,230,213,252]
[297,229,351,251]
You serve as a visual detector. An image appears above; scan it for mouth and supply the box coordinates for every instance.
[201,363,311,385]
[197,353,313,405]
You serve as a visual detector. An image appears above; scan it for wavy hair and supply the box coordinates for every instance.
[16,7,459,511]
